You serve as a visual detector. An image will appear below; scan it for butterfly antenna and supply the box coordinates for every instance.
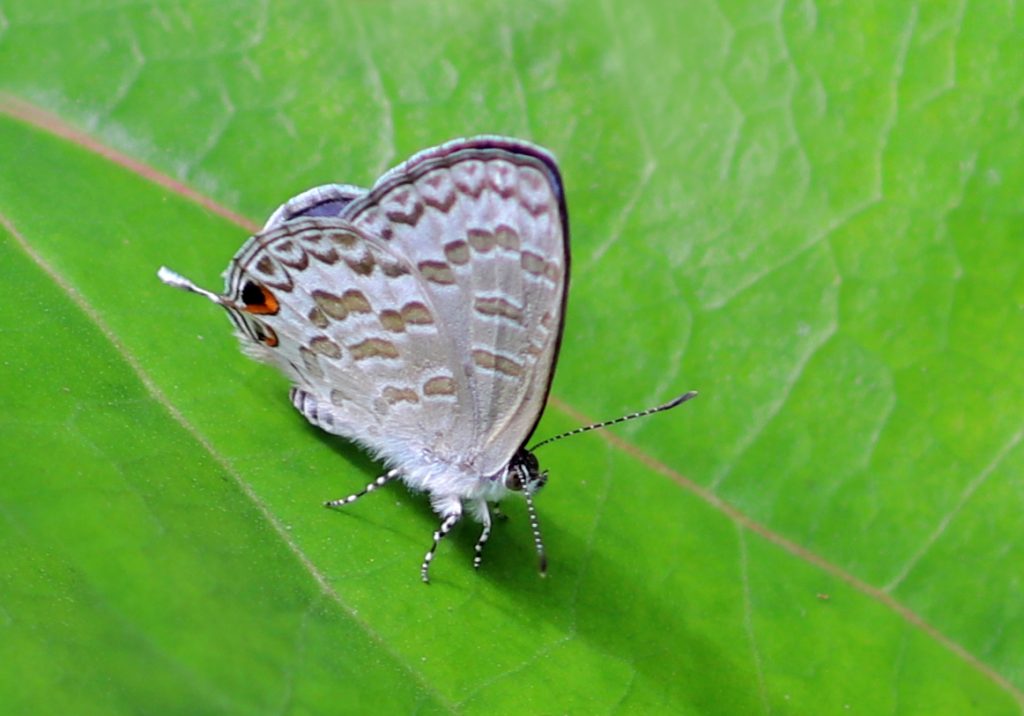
[522,487,548,576]
[158,266,242,311]
[530,390,698,451]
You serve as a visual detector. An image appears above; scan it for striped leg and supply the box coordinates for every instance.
[421,506,462,584]
[472,502,493,571]
[324,468,399,509]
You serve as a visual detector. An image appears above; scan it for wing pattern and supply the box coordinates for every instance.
[223,138,568,476]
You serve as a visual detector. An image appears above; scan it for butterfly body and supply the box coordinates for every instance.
[161,137,567,580]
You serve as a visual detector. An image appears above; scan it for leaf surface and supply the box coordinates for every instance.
[1,1,1022,713]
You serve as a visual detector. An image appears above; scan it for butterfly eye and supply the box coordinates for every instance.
[241,280,279,315]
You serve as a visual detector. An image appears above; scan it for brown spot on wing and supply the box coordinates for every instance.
[525,199,553,218]
[400,302,435,325]
[250,255,295,291]
[472,349,524,377]
[313,290,350,320]
[444,240,470,265]
[474,296,524,324]
[418,260,456,285]
[521,251,559,283]
[381,261,411,278]
[419,171,457,212]
[344,251,376,276]
[327,228,359,248]
[350,337,400,360]
[467,228,495,253]
[302,233,340,264]
[379,310,406,333]
[423,376,457,396]
[308,306,329,329]
[309,336,342,359]
[384,188,425,226]
[382,386,419,404]
[341,289,372,314]
[494,224,521,251]
[544,260,560,282]
[452,160,486,197]
[273,240,310,270]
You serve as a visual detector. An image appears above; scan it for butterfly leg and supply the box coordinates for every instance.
[324,468,400,509]
[422,496,463,584]
[468,500,492,571]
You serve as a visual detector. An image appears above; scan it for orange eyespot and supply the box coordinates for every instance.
[253,323,279,347]
[241,280,280,315]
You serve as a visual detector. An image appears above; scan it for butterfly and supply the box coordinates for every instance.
[159,136,695,582]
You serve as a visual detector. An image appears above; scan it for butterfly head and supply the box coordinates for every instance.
[505,448,548,495]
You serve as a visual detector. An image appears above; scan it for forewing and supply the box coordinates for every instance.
[341,138,569,475]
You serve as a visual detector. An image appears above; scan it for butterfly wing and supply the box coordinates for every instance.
[340,137,569,475]
[220,138,568,478]
[262,183,368,230]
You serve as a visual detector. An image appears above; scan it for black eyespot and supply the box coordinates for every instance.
[242,281,264,306]
[240,280,280,315]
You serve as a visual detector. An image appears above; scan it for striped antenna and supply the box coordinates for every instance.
[157,266,243,311]
[529,391,698,451]
[522,487,548,576]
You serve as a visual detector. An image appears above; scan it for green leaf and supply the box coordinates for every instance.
[1,1,1022,713]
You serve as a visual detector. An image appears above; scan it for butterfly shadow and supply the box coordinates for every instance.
[292,422,752,708]
[464,511,759,711]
